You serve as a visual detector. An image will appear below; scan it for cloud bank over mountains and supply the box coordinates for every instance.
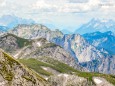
[0,0,115,31]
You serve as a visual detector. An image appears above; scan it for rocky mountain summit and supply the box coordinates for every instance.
[9,24,63,41]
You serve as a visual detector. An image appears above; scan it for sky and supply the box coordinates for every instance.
[0,0,115,31]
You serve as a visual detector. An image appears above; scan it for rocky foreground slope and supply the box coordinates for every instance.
[0,49,50,86]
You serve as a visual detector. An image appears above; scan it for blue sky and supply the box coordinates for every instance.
[0,0,115,31]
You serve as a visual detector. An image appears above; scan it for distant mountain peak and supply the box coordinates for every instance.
[83,31,115,55]
[0,15,35,29]
[76,18,115,34]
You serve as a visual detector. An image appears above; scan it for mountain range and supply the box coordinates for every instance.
[0,15,115,35]
[0,15,115,86]
[0,23,115,75]
[76,18,115,34]
[83,31,115,55]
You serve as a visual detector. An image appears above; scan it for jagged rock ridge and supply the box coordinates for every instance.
[9,24,63,41]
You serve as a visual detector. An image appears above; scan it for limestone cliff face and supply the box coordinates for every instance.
[52,34,115,74]
[0,49,50,86]
[53,34,108,63]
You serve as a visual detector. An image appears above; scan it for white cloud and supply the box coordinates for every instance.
[0,0,6,7]
[0,0,115,15]
[31,0,112,13]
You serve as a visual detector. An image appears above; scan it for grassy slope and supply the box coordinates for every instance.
[19,57,78,76]
[19,57,115,85]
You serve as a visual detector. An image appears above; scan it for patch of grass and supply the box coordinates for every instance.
[19,58,78,76]
[38,57,78,73]
[16,37,31,48]
[5,73,13,81]
[3,52,20,65]
[22,75,36,84]
[42,43,58,48]
[19,58,53,76]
